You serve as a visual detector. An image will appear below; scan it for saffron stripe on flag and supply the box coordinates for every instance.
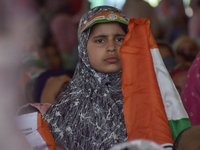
[121,18,174,145]
[121,17,191,146]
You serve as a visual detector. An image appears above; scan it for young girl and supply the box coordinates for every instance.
[43,6,129,149]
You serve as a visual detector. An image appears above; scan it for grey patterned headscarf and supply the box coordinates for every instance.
[43,6,128,150]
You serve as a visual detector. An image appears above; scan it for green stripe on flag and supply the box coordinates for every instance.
[168,118,191,141]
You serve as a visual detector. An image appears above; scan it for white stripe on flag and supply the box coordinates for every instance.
[150,48,189,120]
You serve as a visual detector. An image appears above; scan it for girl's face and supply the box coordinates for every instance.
[87,22,126,73]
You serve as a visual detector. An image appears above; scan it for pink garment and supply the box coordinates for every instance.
[181,51,200,125]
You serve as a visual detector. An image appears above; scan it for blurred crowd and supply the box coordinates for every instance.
[14,0,91,107]
[1,0,200,149]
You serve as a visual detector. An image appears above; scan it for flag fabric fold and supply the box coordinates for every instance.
[150,48,191,141]
[120,18,191,146]
[16,112,55,150]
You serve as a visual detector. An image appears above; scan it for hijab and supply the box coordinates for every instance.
[43,6,129,150]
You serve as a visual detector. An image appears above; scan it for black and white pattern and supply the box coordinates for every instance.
[42,6,128,150]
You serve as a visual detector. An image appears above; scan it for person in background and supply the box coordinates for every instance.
[172,125,200,150]
[42,0,90,22]
[170,63,190,94]
[43,42,63,70]
[18,44,46,106]
[156,0,188,43]
[157,40,177,72]
[122,0,159,38]
[71,0,91,24]
[33,69,73,103]
[172,35,199,66]
[49,13,78,54]
[181,51,200,126]
[188,0,200,46]
[48,13,79,70]
[40,73,71,104]
[169,35,199,94]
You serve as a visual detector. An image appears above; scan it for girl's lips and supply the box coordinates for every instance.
[105,57,119,63]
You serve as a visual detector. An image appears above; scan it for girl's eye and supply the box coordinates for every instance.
[116,37,124,42]
[96,39,104,43]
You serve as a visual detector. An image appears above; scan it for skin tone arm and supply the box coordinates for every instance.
[40,75,71,104]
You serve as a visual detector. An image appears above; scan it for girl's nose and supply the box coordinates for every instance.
[106,41,117,52]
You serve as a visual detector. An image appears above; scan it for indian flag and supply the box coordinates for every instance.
[16,112,55,150]
[120,18,191,147]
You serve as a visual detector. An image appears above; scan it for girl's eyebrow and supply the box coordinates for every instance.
[93,35,107,38]
[92,34,126,38]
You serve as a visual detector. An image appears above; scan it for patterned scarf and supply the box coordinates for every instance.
[43,6,128,150]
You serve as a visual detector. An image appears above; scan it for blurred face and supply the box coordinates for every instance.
[158,45,173,58]
[87,22,126,73]
[44,45,62,69]
[172,71,188,94]
[176,41,199,62]
[45,0,70,11]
